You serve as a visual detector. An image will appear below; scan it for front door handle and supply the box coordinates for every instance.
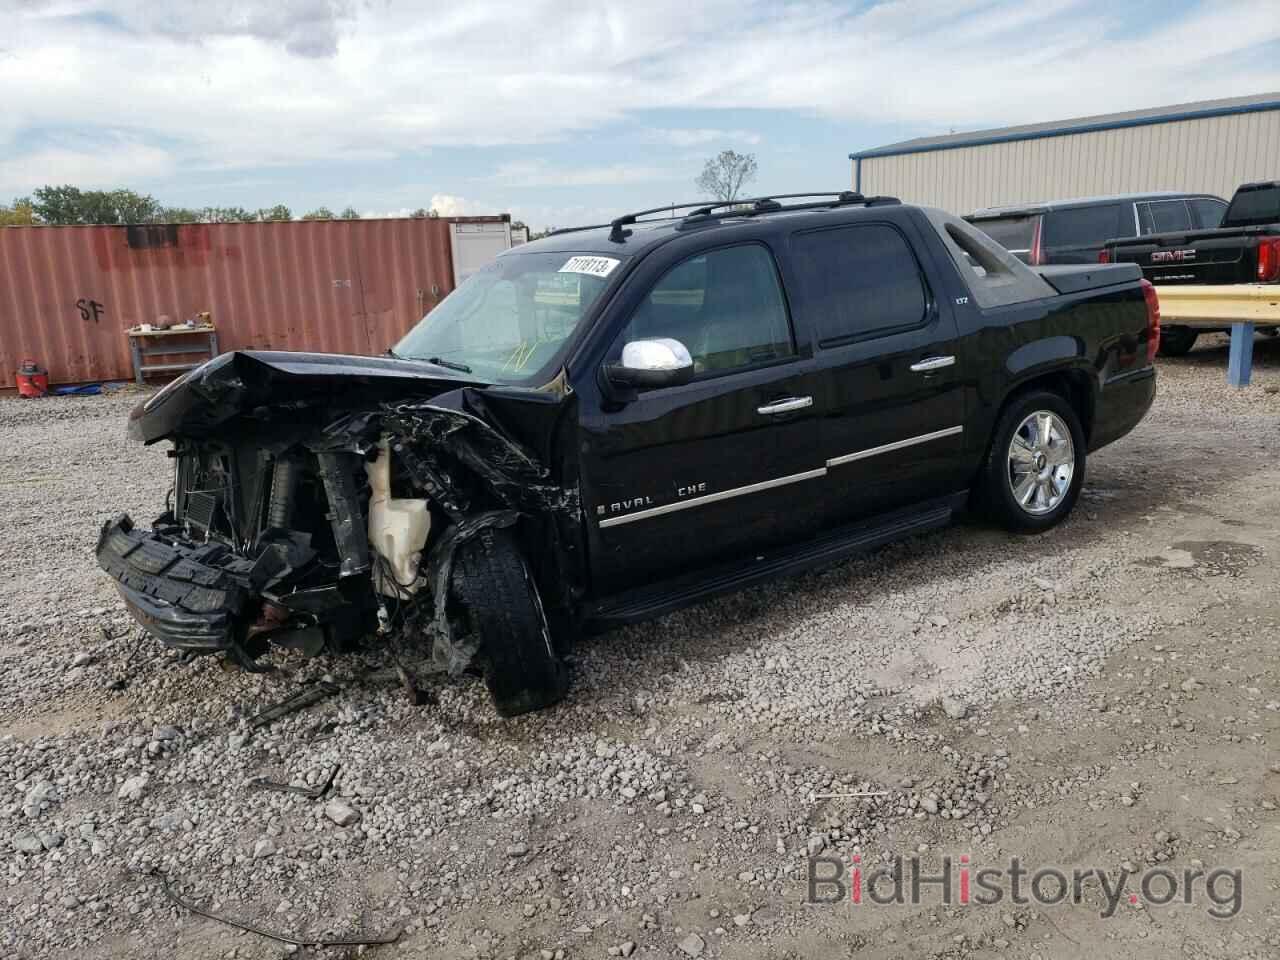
[757,396,813,416]
[909,356,956,373]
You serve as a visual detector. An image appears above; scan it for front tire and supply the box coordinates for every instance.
[981,391,1086,533]
[453,528,569,717]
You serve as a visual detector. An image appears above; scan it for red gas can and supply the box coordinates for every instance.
[15,359,49,398]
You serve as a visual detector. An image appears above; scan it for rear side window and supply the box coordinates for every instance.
[623,243,794,376]
[790,224,928,346]
[970,215,1038,254]
[1139,200,1193,234]
[1190,198,1227,229]
[1042,204,1124,253]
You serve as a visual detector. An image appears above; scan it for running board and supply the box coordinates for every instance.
[586,493,965,630]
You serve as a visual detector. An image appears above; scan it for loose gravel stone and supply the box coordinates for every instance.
[13,834,44,854]
[23,780,57,818]
[324,799,362,827]
[678,933,705,957]
[116,774,149,801]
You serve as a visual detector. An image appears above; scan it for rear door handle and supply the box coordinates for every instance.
[910,356,956,373]
[757,396,813,416]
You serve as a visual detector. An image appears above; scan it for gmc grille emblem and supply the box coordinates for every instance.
[1151,249,1196,263]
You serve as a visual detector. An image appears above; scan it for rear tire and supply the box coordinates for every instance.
[1158,326,1198,357]
[981,390,1086,533]
[453,528,569,717]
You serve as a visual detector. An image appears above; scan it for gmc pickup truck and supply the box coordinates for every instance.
[97,192,1158,716]
[1103,180,1280,355]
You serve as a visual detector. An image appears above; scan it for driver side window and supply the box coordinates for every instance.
[622,243,795,376]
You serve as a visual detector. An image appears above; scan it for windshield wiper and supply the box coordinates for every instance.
[425,356,473,374]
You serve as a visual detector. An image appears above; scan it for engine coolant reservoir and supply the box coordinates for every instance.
[365,440,431,597]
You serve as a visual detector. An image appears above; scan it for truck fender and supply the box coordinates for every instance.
[1004,336,1083,379]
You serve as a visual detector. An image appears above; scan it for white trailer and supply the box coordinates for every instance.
[449,219,513,286]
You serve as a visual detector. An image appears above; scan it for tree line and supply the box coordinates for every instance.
[0,185,430,226]
[0,151,758,230]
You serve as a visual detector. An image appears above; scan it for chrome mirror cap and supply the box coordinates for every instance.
[620,338,693,372]
[608,338,695,389]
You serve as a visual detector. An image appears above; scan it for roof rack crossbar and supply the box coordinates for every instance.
[677,192,900,228]
[610,192,865,233]
[552,191,901,239]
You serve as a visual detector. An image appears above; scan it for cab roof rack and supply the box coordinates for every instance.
[550,191,901,242]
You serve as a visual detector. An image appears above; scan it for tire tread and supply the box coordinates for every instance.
[453,529,568,716]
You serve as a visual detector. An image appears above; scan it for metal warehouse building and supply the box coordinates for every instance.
[850,93,1280,216]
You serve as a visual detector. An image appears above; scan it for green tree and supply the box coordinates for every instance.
[0,197,36,225]
[410,207,429,219]
[201,206,256,223]
[301,206,336,220]
[109,189,162,223]
[339,206,361,219]
[256,204,292,221]
[31,185,161,224]
[30,185,86,223]
[160,206,201,223]
[695,150,758,203]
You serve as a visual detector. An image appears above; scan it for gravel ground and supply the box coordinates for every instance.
[2,335,1279,959]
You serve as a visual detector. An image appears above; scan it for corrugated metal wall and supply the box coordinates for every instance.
[856,108,1280,215]
[0,218,461,390]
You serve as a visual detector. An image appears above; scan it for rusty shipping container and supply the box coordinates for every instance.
[0,216,510,391]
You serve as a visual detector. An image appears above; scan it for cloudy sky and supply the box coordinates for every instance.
[3,0,1279,229]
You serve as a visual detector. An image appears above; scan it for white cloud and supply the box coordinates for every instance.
[0,135,176,193]
[0,0,1277,194]
[641,128,762,147]
[109,0,356,58]
[358,195,496,218]
[428,193,473,216]
[488,160,677,188]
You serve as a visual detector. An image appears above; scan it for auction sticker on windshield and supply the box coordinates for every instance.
[559,255,620,278]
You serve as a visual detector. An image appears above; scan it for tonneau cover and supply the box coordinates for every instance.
[1035,263,1141,295]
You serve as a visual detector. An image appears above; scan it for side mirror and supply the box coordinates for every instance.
[605,338,695,389]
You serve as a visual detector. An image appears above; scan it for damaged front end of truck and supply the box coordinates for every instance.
[96,350,580,713]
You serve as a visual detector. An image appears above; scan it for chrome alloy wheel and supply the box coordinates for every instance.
[1007,411,1075,516]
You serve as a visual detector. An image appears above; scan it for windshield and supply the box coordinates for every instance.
[393,251,621,382]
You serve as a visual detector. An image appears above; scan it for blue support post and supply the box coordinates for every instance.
[1227,321,1255,387]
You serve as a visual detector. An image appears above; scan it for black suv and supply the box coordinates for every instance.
[98,192,1158,716]
[967,192,1228,266]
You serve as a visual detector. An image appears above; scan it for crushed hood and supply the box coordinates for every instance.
[129,350,482,443]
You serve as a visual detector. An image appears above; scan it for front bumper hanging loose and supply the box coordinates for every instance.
[96,515,250,653]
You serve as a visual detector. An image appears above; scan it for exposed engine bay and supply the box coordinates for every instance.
[96,350,580,674]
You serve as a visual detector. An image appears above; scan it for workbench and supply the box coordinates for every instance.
[127,325,219,385]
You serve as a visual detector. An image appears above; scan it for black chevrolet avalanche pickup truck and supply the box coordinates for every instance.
[1103,180,1280,355]
[97,192,1158,716]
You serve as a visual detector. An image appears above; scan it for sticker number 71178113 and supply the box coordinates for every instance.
[559,255,621,278]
